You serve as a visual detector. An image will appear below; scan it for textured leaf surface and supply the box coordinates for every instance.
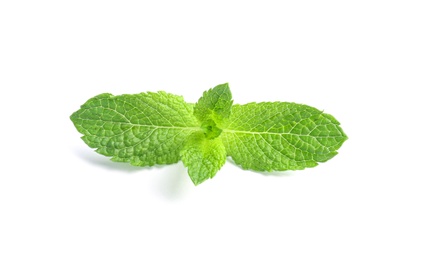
[220,102,348,171]
[181,132,226,185]
[194,83,233,126]
[70,83,348,185]
[70,92,200,166]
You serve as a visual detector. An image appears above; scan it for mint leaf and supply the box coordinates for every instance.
[194,83,232,127]
[181,132,226,185]
[193,83,232,140]
[180,84,230,184]
[70,92,200,166]
[71,84,347,185]
[220,102,348,171]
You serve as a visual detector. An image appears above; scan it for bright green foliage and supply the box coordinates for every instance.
[193,83,232,140]
[179,85,232,184]
[181,132,226,185]
[194,83,232,126]
[70,92,200,166]
[220,103,347,171]
[71,83,347,185]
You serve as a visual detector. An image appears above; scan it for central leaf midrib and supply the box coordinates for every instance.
[222,128,343,138]
[124,123,199,130]
[78,118,201,130]
[223,129,309,137]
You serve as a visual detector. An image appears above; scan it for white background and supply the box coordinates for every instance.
[1,1,421,259]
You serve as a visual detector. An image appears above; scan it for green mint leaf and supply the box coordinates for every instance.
[181,132,226,185]
[194,83,233,137]
[220,102,347,171]
[194,83,232,122]
[70,92,200,166]
[71,83,347,185]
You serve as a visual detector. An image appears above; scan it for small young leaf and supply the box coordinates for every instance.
[181,132,226,185]
[194,83,233,127]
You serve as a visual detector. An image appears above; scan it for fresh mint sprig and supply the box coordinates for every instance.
[70,83,347,185]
